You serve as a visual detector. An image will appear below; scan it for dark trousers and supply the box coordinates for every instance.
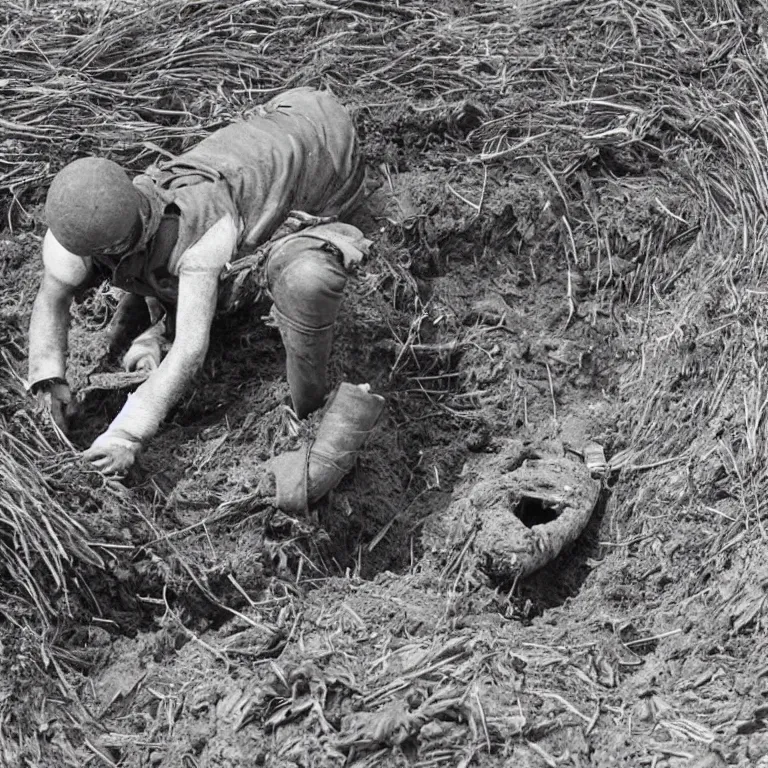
[266,236,347,418]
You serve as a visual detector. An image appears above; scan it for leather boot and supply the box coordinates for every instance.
[268,383,385,513]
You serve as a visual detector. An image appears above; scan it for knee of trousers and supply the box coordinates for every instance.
[266,238,348,331]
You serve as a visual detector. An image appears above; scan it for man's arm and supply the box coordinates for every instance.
[84,214,238,473]
[28,271,74,386]
[28,230,92,430]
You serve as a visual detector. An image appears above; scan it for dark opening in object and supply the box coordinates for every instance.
[515,496,559,528]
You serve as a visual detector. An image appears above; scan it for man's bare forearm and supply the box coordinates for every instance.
[28,276,73,388]
[104,342,208,443]
[102,259,223,443]
[86,227,228,470]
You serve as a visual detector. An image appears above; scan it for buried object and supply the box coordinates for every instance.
[423,441,601,578]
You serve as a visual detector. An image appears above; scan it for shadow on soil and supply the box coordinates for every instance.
[511,488,611,618]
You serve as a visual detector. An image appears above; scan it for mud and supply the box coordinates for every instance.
[4,1,768,766]
[1,153,625,765]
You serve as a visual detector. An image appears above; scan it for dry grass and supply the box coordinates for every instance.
[1,0,638,226]
[0,353,106,623]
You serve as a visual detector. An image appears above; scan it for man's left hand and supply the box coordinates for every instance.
[83,432,141,475]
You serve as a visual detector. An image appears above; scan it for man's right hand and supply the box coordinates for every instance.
[35,379,73,433]
[122,321,166,373]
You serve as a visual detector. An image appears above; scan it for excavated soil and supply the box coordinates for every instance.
[3,1,768,767]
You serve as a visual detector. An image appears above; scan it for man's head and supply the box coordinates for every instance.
[45,157,145,258]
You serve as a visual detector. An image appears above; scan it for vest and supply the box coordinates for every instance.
[93,88,364,303]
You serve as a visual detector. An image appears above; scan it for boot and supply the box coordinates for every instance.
[268,383,385,513]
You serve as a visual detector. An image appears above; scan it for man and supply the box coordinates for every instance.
[28,87,384,510]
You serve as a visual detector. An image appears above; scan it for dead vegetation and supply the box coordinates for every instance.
[3,0,768,765]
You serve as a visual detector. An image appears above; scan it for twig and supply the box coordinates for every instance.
[545,361,557,423]
[528,690,591,724]
[161,586,230,670]
[446,181,482,213]
[623,628,682,647]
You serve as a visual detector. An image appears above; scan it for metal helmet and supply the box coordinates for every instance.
[45,157,143,257]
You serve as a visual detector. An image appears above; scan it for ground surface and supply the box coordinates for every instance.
[2,1,768,766]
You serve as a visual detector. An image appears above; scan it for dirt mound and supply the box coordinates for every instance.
[423,442,601,581]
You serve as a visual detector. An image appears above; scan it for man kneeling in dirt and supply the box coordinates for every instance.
[27,87,384,510]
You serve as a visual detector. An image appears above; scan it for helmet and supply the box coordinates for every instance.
[45,157,143,257]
